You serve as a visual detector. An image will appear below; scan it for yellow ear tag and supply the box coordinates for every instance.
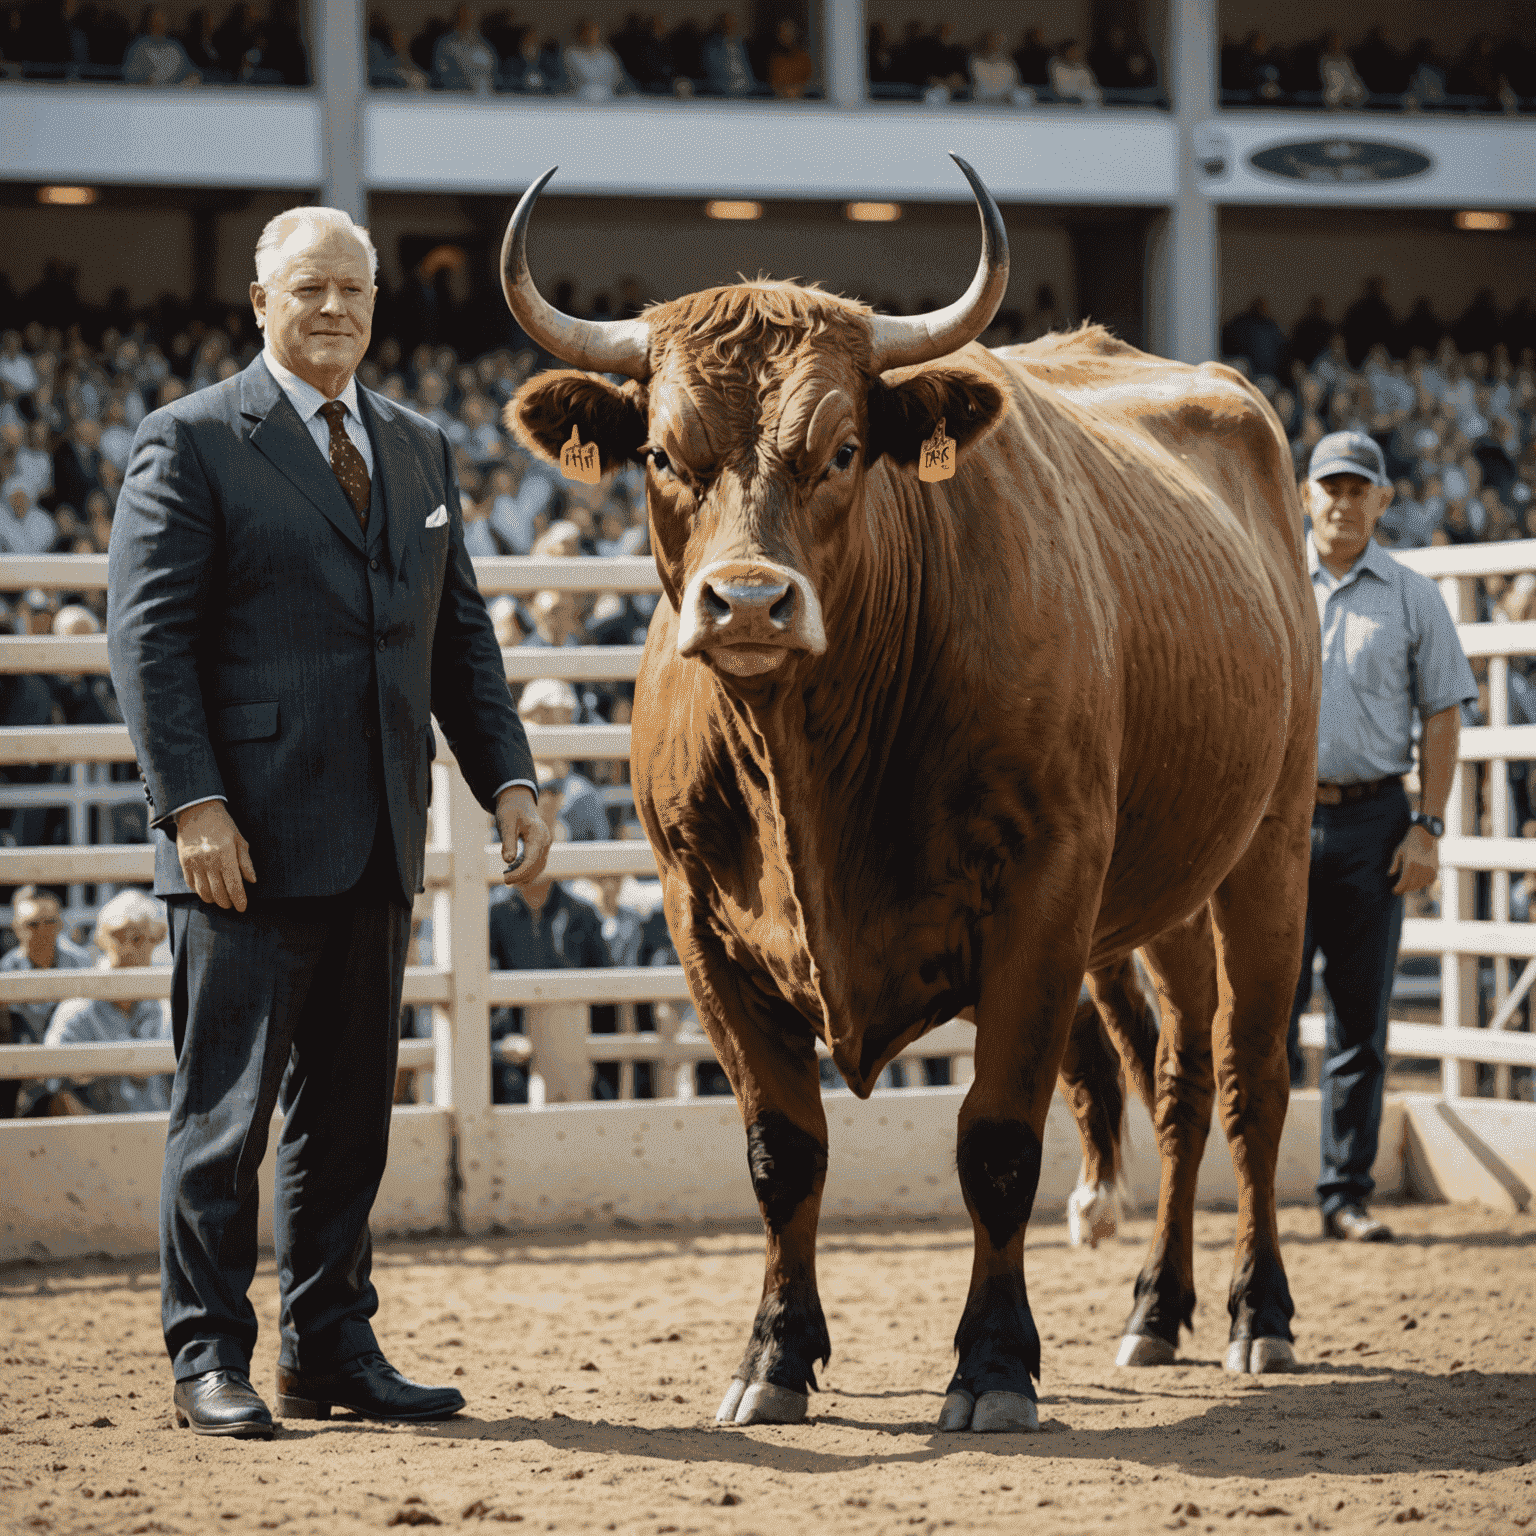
[559,425,602,485]
[918,417,955,483]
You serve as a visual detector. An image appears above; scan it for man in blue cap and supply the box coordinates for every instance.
[1288,431,1476,1242]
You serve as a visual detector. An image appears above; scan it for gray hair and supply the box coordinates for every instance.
[255,206,378,285]
[519,677,578,714]
[95,889,167,939]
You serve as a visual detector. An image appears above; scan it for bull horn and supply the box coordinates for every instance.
[500,166,652,379]
[866,153,1009,374]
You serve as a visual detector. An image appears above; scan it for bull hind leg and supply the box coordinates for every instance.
[1113,909,1220,1368]
[1206,800,1311,1375]
[1059,959,1162,1248]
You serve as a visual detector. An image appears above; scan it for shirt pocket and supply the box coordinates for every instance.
[1341,611,1405,699]
[212,701,279,742]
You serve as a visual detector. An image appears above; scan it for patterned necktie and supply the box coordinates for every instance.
[318,398,370,531]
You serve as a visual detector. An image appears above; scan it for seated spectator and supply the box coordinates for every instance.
[1049,40,1101,106]
[1221,297,1286,381]
[1403,38,1448,110]
[501,26,560,91]
[53,416,103,511]
[701,10,758,97]
[1318,32,1367,109]
[766,16,812,99]
[123,6,200,84]
[48,602,120,725]
[518,678,610,842]
[487,454,556,554]
[867,19,899,94]
[626,11,678,95]
[564,18,627,99]
[1352,25,1407,99]
[1011,25,1050,90]
[531,519,585,559]
[970,30,1026,104]
[13,419,53,502]
[0,332,39,396]
[1,886,93,1118]
[1,484,59,554]
[180,7,226,76]
[487,784,610,1103]
[44,891,173,1115]
[367,12,425,88]
[433,4,497,93]
[1089,25,1154,93]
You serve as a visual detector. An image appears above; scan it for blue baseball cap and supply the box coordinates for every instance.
[1308,430,1389,488]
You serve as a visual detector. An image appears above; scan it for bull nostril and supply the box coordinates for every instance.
[769,589,796,628]
[702,584,732,621]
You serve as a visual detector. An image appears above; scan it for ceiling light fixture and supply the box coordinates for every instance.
[37,185,97,206]
[846,202,902,223]
[705,200,763,221]
[1453,210,1512,232]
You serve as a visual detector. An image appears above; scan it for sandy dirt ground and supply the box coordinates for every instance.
[2,1201,1533,1536]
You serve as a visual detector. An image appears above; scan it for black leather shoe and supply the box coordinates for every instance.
[173,1369,275,1439]
[275,1351,465,1423]
[1322,1203,1393,1242]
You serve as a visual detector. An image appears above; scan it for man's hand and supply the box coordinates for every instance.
[1390,824,1439,896]
[495,785,552,886]
[175,800,257,911]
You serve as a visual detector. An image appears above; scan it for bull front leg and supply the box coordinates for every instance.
[673,915,832,1427]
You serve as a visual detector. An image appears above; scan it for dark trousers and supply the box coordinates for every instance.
[160,826,410,1382]
[1286,786,1408,1216]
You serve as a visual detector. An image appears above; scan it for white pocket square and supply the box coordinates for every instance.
[424,504,448,528]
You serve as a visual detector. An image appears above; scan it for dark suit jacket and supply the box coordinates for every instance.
[107,354,535,899]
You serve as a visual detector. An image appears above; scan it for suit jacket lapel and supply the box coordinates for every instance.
[359,387,421,576]
[241,355,366,556]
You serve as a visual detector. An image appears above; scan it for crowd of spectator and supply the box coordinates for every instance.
[6,267,1533,1111]
[868,19,1161,107]
[369,7,816,99]
[1221,26,1536,114]
[0,0,308,83]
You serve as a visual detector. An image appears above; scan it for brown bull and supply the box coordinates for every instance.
[502,159,1319,1433]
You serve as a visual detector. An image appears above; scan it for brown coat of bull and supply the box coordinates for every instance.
[504,163,1319,1434]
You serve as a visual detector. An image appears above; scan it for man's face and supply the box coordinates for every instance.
[13,899,62,962]
[1308,472,1392,566]
[99,920,160,969]
[251,227,376,392]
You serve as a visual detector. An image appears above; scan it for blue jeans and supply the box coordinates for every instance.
[1286,786,1408,1216]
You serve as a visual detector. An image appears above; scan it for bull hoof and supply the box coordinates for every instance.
[1115,1333,1176,1367]
[1067,1180,1118,1249]
[936,1390,975,1432]
[970,1391,1039,1433]
[1225,1337,1298,1375]
[733,1382,808,1425]
[714,1379,747,1423]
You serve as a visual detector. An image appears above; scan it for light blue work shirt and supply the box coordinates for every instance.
[1309,533,1477,784]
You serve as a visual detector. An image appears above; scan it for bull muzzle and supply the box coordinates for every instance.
[676,560,827,676]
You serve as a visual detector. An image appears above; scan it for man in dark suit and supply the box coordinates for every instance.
[108,207,553,1440]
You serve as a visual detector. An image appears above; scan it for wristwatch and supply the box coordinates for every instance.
[1410,812,1445,837]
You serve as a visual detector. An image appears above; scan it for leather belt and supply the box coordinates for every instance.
[1315,775,1401,806]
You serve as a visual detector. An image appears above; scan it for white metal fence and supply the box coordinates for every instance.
[1,544,1533,1142]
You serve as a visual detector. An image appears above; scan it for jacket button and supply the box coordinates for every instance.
[377,637,386,651]
[370,558,379,571]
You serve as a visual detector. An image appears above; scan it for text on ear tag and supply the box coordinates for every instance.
[918,417,956,483]
[560,425,602,485]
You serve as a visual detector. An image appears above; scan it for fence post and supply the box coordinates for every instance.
[432,758,496,1231]
[1438,574,1479,1098]
[1488,644,1512,1099]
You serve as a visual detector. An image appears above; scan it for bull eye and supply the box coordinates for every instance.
[833,443,857,471]
[648,447,671,475]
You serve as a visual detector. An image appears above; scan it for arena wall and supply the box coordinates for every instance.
[1,1087,1428,1264]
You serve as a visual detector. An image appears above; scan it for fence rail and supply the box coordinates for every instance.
[1,548,1533,1129]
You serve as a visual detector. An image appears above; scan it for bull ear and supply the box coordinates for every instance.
[507,370,649,468]
[865,365,1006,467]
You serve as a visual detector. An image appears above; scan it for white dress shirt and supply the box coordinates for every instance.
[171,353,536,830]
